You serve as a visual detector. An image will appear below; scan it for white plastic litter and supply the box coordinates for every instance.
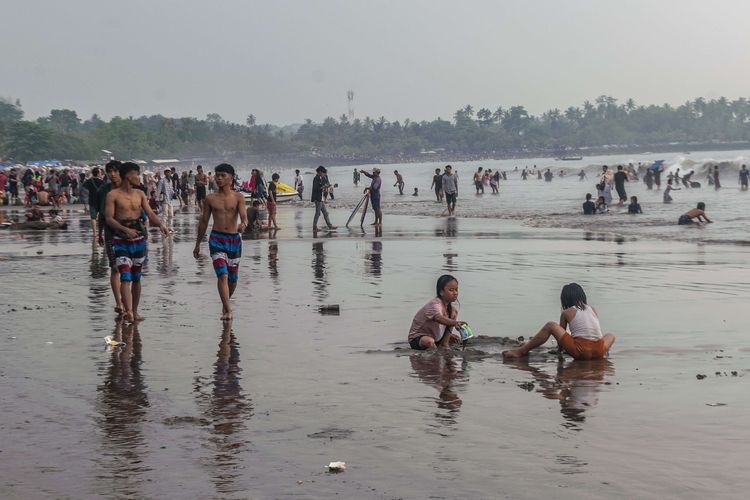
[327,461,346,472]
[104,336,126,347]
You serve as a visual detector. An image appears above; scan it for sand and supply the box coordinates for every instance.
[0,207,747,499]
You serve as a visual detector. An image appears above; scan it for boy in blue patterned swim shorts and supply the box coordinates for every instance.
[194,164,248,321]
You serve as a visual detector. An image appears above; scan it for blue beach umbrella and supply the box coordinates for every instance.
[648,160,665,171]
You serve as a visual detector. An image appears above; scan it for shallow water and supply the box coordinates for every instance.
[250,148,750,246]
[1,208,748,499]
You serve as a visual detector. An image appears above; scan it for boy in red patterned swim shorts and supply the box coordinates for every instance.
[194,164,248,321]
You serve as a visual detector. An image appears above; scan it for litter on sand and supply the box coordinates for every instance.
[326,461,346,472]
[104,336,126,348]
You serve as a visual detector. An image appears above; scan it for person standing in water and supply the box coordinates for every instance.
[713,166,721,190]
[408,275,466,350]
[740,164,749,191]
[431,167,444,202]
[442,165,458,216]
[544,169,553,182]
[393,170,405,195]
[361,167,383,226]
[578,169,587,181]
[194,163,248,321]
[613,165,629,205]
[473,167,484,194]
[663,179,680,203]
[105,162,168,323]
[582,193,596,214]
[82,166,104,246]
[503,283,615,360]
[267,173,280,230]
[353,168,360,186]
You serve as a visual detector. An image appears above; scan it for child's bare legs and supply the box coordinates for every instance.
[131,281,143,321]
[217,275,232,320]
[418,336,437,349]
[602,332,616,352]
[503,321,567,358]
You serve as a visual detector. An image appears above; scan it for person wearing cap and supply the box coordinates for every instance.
[360,167,383,226]
[311,166,336,231]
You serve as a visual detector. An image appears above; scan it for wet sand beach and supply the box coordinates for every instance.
[1,207,748,499]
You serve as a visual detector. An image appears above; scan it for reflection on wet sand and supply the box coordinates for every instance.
[312,241,327,300]
[95,322,150,497]
[194,321,254,496]
[409,352,466,427]
[506,358,614,428]
[365,240,383,278]
[435,217,458,238]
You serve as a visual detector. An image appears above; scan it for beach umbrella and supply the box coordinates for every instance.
[648,160,665,171]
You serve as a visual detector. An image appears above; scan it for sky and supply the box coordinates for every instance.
[3,0,749,125]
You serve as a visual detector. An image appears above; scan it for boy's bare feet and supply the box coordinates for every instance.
[502,348,526,359]
[133,313,145,322]
[114,306,124,316]
[122,311,135,323]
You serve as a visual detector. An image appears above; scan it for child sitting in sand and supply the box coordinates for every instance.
[408,274,467,350]
[503,283,615,360]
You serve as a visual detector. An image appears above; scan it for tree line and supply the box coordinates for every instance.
[1,95,749,163]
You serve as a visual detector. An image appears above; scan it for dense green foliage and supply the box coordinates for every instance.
[1,95,749,162]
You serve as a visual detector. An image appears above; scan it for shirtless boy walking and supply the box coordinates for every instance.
[105,162,169,323]
[193,164,248,321]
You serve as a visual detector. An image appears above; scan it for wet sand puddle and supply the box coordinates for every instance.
[1,208,748,499]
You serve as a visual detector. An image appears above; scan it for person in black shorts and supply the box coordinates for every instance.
[431,168,444,202]
[97,161,125,316]
[195,165,208,211]
[613,165,629,205]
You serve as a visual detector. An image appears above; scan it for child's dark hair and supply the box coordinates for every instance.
[118,161,140,178]
[585,193,592,200]
[215,163,235,177]
[560,283,588,310]
[697,202,705,210]
[272,173,280,181]
[105,160,122,173]
[436,274,458,318]
[91,166,101,176]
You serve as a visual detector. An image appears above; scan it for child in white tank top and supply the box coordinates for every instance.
[503,283,615,360]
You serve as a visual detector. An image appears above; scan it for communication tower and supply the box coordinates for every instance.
[347,90,354,121]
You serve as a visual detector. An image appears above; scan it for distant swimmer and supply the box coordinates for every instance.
[739,164,749,191]
[521,169,528,180]
[644,168,654,190]
[582,193,595,215]
[544,169,553,182]
[503,283,615,360]
[413,187,419,196]
[353,168,360,186]
[431,168,444,202]
[614,165,629,205]
[713,166,721,190]
[678,202,712,225]
[393,170,405,195]
[627,196,642,214]
[408,275,466,350]
[663,179,680,203]
[578,169,587,181]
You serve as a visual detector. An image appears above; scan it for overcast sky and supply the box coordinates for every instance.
[3,0,749,125]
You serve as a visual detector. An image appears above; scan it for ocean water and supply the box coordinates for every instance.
[246,148,750,245]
